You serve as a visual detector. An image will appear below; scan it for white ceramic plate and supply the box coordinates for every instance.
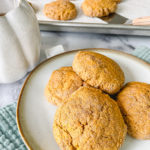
[17,49,150,150]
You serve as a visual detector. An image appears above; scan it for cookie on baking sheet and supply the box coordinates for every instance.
[72,51,125,95]
[45,66,83,106]
[53,87,127,150]
[82,0,117,17]
[43,0,77,21]
[117,82,150,139]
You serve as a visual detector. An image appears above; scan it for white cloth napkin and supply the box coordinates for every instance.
[0,0,19,14]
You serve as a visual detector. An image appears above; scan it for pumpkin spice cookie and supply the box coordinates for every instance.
[117,82,150,139]
[112,0,121,3]
[82,0,118,17]
[45,66,83,106]
[53,87,127,150]
[72,51,125,95]
[43,0,77,21]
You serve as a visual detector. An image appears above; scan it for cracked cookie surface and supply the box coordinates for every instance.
[82,0,118,17]
[53,87,127,150]
[45,67,83,106]
[117,82,150,139]
[72,51,125,95]
[44,0,77,21]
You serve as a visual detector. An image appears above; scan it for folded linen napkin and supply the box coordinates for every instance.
[0,47,150,150]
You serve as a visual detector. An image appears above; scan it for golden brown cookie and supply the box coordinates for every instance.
[45,66,83,106]
[72,51,125,95]
[43,0,77,21]
[82,0,117,17]
[82,81,91,87]
[117,82,150,139]
[53,87,127,150]
[112,0,121,3]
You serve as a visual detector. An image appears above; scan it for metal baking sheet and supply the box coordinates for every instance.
[28,0,150,36]
[39,21,150,36]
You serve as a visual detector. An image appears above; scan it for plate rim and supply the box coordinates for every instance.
[16,48,150,150]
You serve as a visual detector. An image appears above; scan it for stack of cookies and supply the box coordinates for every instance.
[43,0,121,21]
[45,51,150,150]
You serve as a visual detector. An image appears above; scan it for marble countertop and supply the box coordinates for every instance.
[0,31,150,108]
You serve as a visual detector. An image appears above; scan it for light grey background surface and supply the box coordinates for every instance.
[0,31,150,108]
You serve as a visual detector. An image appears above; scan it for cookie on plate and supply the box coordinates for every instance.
[53,87,127,150]
[72,51,125,95]
[43,0,77,21]
[82,0,117,17]
[117,82,150,139]
[112,0,121,3]
[45,66,83,106]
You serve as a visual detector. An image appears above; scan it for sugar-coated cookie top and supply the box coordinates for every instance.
[117,82,150,139]
[44,0,77,20]
[53,87,127,150]
[72,51,125,94]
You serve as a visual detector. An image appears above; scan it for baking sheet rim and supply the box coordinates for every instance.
[39,20,150,30]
